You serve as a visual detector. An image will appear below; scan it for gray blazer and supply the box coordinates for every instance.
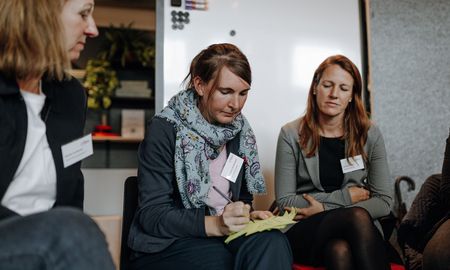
[275,117,393,220]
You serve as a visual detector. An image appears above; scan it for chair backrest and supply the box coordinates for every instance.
[120,176,138,270]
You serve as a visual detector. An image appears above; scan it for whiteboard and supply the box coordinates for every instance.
[156,0,367,209]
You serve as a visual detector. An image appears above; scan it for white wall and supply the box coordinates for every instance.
[369,0,450,208]
[83,168,137,216]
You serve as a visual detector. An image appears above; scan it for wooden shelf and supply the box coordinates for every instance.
[93,136,142,143]
[94,5,155,31]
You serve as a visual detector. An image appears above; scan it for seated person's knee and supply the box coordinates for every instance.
[325,239,351,259]
[343,207,372,229]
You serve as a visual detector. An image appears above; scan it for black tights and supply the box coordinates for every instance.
[286,207,389,270]
[422,219,450,270]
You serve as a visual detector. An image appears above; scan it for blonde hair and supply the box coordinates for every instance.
[0,0,69,81]
[299,55,371,160]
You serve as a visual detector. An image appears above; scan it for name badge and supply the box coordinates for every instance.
[221,153,244,183]
[340,155,365,173]
[61,134,93,168]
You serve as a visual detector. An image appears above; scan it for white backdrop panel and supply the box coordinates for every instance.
[156,0,365,208]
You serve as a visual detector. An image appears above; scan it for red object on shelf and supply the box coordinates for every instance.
[92,124,119,137]
[92,131,120,137]
[94,124,113,132]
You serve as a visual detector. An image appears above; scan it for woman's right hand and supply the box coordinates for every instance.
[205,201,251,236]
[220,202,251,235]
[349,186,370,203]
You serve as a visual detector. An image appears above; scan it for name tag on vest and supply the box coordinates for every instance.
[61,134,93,168]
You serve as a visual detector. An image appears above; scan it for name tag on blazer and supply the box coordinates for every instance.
[340,155,364,173]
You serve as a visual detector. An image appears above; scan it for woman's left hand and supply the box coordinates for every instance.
[290,194,324,220]
[250,210,273,220]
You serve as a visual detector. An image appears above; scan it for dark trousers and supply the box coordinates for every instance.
[0,208,115,270]
[130,230,293,270]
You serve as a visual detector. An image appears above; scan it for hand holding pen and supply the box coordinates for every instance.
[212,186,255,224]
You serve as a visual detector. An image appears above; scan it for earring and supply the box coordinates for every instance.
[313,91,317,95]
[349,99,352,102]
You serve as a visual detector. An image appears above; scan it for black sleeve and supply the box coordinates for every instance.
[238,177,253,206]
[136,117,207,238]
[73,170,84,209]
[0,205,19,221]
[51,78,86,209]
[74,78,86,208]
[228,134,254,207]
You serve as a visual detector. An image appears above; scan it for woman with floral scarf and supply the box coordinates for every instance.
[127,43,293,270]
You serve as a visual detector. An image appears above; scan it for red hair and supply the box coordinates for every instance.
[299,55,371,160]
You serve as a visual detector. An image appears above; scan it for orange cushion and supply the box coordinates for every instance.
[390,263,405,270]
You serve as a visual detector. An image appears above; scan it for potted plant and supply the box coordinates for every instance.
[83,59,119,134]
[98,23,155,68]
[82,23,154,136]
[96,23,155,99]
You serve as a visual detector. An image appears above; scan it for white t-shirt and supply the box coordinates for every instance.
[1,89,57,216]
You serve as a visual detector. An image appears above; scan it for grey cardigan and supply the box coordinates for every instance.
[275,117,393,220]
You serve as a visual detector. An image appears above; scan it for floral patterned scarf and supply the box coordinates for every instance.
[157,89,266,209]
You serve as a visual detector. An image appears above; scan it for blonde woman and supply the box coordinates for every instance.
[0,0,114,269]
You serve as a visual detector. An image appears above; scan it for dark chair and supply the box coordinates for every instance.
[120,176,138,270]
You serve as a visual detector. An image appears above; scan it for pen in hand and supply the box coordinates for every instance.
[212,186,255,223]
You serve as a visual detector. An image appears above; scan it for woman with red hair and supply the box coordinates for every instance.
[275,55,393,270]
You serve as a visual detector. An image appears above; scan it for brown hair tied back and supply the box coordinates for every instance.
[183,43,251,97]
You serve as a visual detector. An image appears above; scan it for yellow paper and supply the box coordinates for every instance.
[224,208,297,244]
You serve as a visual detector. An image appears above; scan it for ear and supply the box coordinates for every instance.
[193,76,205,96]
